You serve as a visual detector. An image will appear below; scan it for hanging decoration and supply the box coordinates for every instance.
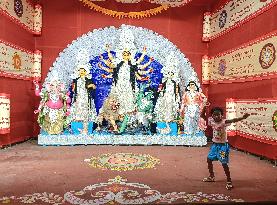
[202,0,277,41]
[33,50,42,81]
[202,30,277,84]
[79,0,169,19]
[0,39,42,81]
[226,98,277,143]
[113,0,191,7]
[148,0,192,7]
[0,0,42,34]
[0,94,10,135]
[202,12,211,42]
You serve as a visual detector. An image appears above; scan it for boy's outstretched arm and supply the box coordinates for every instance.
[225,113,250,124]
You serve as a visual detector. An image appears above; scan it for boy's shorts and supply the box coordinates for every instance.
[208,143,230,164]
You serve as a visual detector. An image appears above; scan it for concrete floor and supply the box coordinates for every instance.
[0,139,276,204]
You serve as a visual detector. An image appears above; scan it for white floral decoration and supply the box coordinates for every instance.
[115,27,138,64]
[44,24,200,95]
[162,51,180,83]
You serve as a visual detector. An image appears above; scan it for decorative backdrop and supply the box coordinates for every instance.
[39,24,206,146]
[45,24,198,95]
[202,0,277,41]
[0,39,42,81]
[0,93,10,135]
[0,0,42,34]
[79,0,169,19]
[202,30,277,84]
[226,98,277,143]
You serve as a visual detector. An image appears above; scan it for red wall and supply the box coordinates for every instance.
[206,0,277,158]
[0,10,36,146]
[207,1,277,113]
[35,0,208,81]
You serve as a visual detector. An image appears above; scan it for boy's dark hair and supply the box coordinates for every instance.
[211,107,224,115]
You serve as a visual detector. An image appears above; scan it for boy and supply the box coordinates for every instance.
[203,107,250,190]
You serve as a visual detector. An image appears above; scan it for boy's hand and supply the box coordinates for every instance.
[243,113,250,119]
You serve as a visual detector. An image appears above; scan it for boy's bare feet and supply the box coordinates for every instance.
[203,176,215,182]
[226,181,233,190]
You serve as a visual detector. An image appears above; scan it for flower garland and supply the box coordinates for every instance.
[79,0,169,19]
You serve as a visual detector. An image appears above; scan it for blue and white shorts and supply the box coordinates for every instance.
[208,143,230,164]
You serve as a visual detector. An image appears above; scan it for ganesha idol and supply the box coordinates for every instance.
[33,79,71,135]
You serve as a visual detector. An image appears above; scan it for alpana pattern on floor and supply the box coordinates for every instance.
[0,176,243,204]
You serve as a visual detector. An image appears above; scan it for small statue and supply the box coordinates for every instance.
[179,80,208,135]
[68,65,97,133]
[136,84,155,133]
[154,52,180,123]
[96,94,120,133]
[99,45,153,116]
[34,79,70,135]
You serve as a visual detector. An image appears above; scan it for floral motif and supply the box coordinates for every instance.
[12,52,21,70]
[84,153,160,171]
[219,151,226,159]
[0,176,244,204]
[0,193,64,205]
[259,43,276,69]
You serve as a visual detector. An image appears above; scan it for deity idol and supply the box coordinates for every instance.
[179,80,208,135]
[69,65,97,133]
[154,53,180,123]
[34,79,70,135]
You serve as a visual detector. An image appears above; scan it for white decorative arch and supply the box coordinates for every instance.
[43,24,200,94]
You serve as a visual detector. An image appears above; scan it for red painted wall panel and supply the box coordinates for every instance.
[0,14,35,49]
[209,5,277,56]
[0,14,35,146]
